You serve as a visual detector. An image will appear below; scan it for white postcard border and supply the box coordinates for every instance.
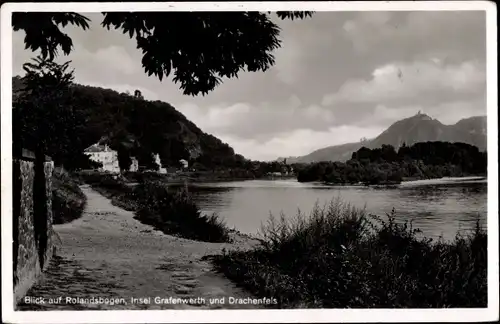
[1,2,498,323]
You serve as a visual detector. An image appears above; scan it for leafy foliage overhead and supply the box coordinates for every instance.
[13,11,313,96]
[12,13,90,60]
[13,56,98,170]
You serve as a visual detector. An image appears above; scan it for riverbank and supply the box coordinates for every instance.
[121,174,486,243]
[210,199,487,308]
[399,176,487,186]
[120,170,258,184]
[84,170,297,185]
[17,185,263,310]
[144,174,297,185]
[296,142,487,186]
[76,171,254,243]
[323,180,401,187]
[62,172,487,308]
[321,175,487,188]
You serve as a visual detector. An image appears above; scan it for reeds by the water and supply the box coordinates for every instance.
[78,171,231,243]
[134,180,231,243]
[212,197,487,308]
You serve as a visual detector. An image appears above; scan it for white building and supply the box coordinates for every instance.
[84,143,139,173]
[84,144,120,173]
[130,157,139,172]
[153,153,167,174]
[179,159,189,170]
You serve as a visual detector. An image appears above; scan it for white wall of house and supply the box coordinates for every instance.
[129,157,139,172]
[180,159,189,169]
[153,153,167,174]
[84,144,143,173]
[85,151,119,173]
[84,144,120,173]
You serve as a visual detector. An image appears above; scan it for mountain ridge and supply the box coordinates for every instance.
[13,76,245,169]
[283,113,487,164]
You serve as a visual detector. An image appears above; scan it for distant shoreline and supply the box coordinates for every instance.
[135,174,297,185]
[83,170,486,188]
[319,175,487,188]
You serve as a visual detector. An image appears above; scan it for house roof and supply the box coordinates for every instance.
[84,144,109,153]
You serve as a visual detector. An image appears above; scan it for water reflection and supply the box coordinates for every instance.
[172,178,487,241]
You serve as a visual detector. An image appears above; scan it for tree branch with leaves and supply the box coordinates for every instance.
[13,11,313,96]
[13,56,96,170]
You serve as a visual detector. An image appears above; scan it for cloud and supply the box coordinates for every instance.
[342,12,394,52]
[322,59,485,105]
[176,96,336,140]
[272,37,304,85]
[13,38,140,80]
[63,43,142,84]
[343,11,486,56]
[270,15,339,86]
[217,125,384,161]
[354,99,486,128]
[11,11,487,161]
[91,46,138,75]
[82,81,160,101]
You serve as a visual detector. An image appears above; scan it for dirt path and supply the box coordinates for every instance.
[17,185,262,310]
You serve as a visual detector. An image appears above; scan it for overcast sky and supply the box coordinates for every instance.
[12,11,487,161]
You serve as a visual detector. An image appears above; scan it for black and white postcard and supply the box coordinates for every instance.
[1,1,498,323]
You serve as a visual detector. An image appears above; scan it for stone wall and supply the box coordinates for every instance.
[13,149,55,303]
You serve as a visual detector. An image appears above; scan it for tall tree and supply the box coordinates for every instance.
[13,56,98,170]
[13,11,313,96]
[117,145,132,172]
[15,57,70,160]
[12,56,88,265]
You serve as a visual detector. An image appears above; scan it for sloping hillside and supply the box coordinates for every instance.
[13,76,244,169]
[370,114,486,150]
[292,113,487,163]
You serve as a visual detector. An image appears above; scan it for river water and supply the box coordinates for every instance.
[175,177,487,242]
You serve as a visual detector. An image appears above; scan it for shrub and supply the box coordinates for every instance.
[75,171,138,211]
[77,171,230,243]
[135,181,230,243]
[52,172,86,224]
[211,198,487,308]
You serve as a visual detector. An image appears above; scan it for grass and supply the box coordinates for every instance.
[134,181,231,243]
[76,171,231,243]
[74,171,139,211]
[211,197,487,308]
[51,172,87,224]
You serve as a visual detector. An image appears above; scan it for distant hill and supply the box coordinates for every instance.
[288,113,487,163]
[13,76,244,169]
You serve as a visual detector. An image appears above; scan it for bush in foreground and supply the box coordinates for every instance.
[211,198,487,308]
[77,171,230,243]
[135,181,230,243]
[52,172,87,224]
[75,171,139,211]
